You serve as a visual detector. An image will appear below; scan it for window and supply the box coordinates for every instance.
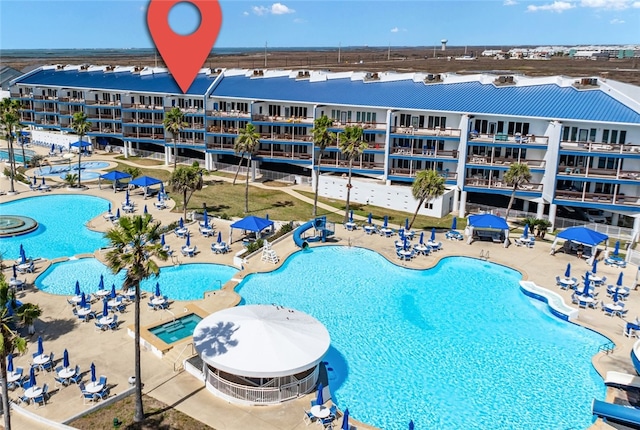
[428,116,446,129]
[507,121,530,135]
[153,96,163,106]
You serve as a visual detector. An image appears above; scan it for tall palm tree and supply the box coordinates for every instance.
[311,115,336,217]
[163,107,187,170]
[0,99,22,193]
[337,125,368,223]
[503,162,532,220]
[104,215,168,424]
[70,112,91,188]
[235,123,261,213]
[0,268,29,430]
[409,169,446,229]
[169,165,204,221]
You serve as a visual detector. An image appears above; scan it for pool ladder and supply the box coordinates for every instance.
[479,249,490,260]
[597,341,615,355]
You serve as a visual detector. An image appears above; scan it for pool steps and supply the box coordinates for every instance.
[519,281,579,321]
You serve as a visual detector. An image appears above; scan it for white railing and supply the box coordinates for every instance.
[626,249,640,268]
[205,366,318,405]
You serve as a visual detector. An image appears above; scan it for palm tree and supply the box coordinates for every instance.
[235,124,261,213]
[409,170,446,229]
[70,112,91,188]
[0,99,22,193]
[16,303,42,335]
[104,215,168,423]
[163,107,187,170]
[310,115,336,217]
[503,162,532,220]
[169,164,204,221]
[0,268,29,430]
[337,125,368,222]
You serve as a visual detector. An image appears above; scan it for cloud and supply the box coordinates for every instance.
[527,1,576,12]
[293,18,306,24]
[634,1,640,7]
[391,27,399,33]
[251,3,295,16]
[610,17,625,22]
[504,0,518,5]
[580,0,635,8]
[243,11,250,16]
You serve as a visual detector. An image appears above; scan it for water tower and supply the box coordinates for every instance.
[441,39,448,51]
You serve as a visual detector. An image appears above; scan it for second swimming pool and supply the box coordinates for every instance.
[236,246,606,430]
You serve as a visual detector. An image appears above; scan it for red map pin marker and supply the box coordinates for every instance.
[147,0,222,93]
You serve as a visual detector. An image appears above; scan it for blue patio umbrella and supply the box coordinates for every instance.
[161,234,166,246]
[341,409,350,430]
[19,244,26,264]
[80,292,86,308]
[523,224,529,239]
[403,236,409,251]
[367,213,372,224]
[582,272,591,296]
[63,349,69,368]
[419,232,424,245]
[349,210,353,223]
[186,233,191,247]
[316,383,323,405]
[217,231,222,244]
[37,336,43,356]
[451,217,457,231]
[102,299,109,317]
[59,146,63,154]
[399,229,404,240]
[110,283,116,299]
[613,241,620,257]
[115,208,120,219]
[564,263,571,279]
[50,144,55,153]
[32,175,37,185]
[405,218,409,230]
[179,217,184,229]
[203,209,209,228]
[7,353,14,373]
[12,264,17,279]
[41,176,46,186]
[617,272,624,287]
[108,202,111,213]
[431,227,436,242]
[157,191,162,202]
[125,189,130,206]
[143,204,148,215]
[155,282,161,298]
[90,362,96,383]
[29,366,36,388]
[265,213,269,220]
[592,258,598,274]
[613,287,621,303]
[160,182,165,195]
[74,280,81,297]
[409,420,414,430]
[383,215,388,228]
[98,274,105,291]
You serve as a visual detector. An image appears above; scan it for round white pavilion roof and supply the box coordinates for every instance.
[193,304,331,378]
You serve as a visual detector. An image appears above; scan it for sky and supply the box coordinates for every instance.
[0,0,638,50]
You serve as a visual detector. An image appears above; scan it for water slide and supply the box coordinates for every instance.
[293,217,330,248]
[632,339,640,376]
[293,220,315,249]
[592,399,640,427]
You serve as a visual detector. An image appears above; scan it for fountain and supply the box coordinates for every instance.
[0,215,39,237]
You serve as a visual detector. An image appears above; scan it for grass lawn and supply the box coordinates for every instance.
[70,394,214,430]
[114,156,165,166]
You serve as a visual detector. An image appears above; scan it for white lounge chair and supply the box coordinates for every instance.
[605,371,640,389]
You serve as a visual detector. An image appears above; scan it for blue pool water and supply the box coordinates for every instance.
[0,195,109,260]
[58,171,101,180]
[237,246,606,430]
[149,314,203,344]
[35,258,238,300]
[36,161,110,177]
[0,148,35,164]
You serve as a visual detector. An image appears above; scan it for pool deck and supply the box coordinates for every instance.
[1,146,636,430]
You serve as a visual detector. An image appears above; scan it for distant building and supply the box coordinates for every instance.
[0,66,22,91]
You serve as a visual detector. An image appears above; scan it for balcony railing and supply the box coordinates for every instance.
[122,132,164,140]
[391,126,462,138]
[207,126,239,134]
[206,110,251,118]
[467,156,545,168]
[122,118,163,125]
[85,100,120,106]
[330,121,386,132]
[251,114,313,125]
[557,167,640,180]
[555,190,639,206]
[122,103,165,110]
[390,167,457,180]
[259,133,313,143]
[392,147,459,159]
[560,141,640,155]
[162,106,203,114]
[469,133,549,145]
[256,150,312,160]
[318,159,385,171]
[58,97,85,103]
[206,142,235,151]
[465,178,542,192]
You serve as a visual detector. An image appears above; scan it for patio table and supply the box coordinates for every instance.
[310,405,331,419]
[85,382,104,394]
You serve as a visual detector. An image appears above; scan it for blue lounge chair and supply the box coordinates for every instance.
[40,353,54,372]
[69,365,82,385]
[108,314,119,330]
[33,383,48,407]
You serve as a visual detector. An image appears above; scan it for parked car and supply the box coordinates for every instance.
[583,209,608,223]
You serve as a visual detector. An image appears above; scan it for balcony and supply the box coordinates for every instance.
[555,190,639,206]
[206,142,235,151]
[259,133,313,143]
[318,159,385,171]
[557,166,640,181]
[559,141,640,155]
[85,100,120,106]
[392,147,459,159]
[122,132,164,141]
[467,156,545,168]
[390,168,457,180]
[175,139,205,146]
[465,177,542,192]
[206,110,250,119]
[330,121,387,132]
[251,114,313,125]
[256,150,313,161]
[207,125,239,134]
[468,133,549,145]
[122,118,163,126]
[36,119,58,126]
[58,97,85,103]
[184,122,205,130]
[391,126,462,138]
[123,103,165,110]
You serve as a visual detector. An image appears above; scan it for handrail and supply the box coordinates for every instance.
[173,342,195,372]
[161,308,175,322]
[598,341,616,355]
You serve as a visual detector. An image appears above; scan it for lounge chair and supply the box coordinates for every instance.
[108,314,119,330]
[33,383,48,407]
[69,366,82,385]
[605,371,640,389]
[40,353,54,372]
[303,408,315,425]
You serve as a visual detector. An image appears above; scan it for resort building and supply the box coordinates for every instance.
[9,66,640,236]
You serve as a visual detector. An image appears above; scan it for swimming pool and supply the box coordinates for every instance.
[149,314,203,344]
[35,258,238,300]
[0,148,35,164]
[36,161,110,177]
[236,246,606,430]
[0,195,109,260]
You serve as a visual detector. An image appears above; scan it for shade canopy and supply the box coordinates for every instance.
[69,140,91,148]
[468,214,509,230]
[230,215,274,233]
[130,175,163,187]
[556,226,608,247]
[99,170,132,181]
[194,304,330,378]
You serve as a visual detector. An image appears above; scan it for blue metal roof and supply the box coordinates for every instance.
[15,68,214,95]
[213,76,640,124]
